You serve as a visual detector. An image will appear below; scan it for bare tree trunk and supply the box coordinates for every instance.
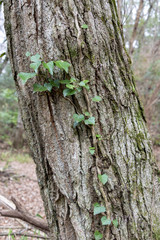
[12,110,26,149]
[3,0,160,239]
[117,0,122,21]
[129,0,144,55]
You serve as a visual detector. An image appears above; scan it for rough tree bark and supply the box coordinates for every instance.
[3,0,160,239]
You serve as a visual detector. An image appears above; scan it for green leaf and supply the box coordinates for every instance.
[55,60,71,73]
[84,84,90,90]
[96,134,101,138]
[79,81,86,87]
[84,112,90,117]
[77,87,82,93]
[84,117,95,125]
[96,134,102,140]
[49,79,60,88]
[98,174,108,185]
[8,229,12,235]
[73,121,79,128]
[89,147,95,155]
[101,216,111,225]
[66,84,74,89]
[70,78,77,83]
[83,80,89,84]
[25,51,31,57]
[73,114,85,123]
[43,61,54,75]
[44,83,52,92]
[0,52,6,58]
[63,88,76,97]
[59,80,71,84]
[18,72,36,84]
[94,203,106,215]
[0,1,3,6]
[94,231,103,240]
[79,80,89,88]
[30,53,41,62]
[30,53,41,63]
[33,83,47,92]
[92,96,102,102]
[30,61,41,73]
[112,219,118,227]
[81,24,88,29]
[36,213,43,219]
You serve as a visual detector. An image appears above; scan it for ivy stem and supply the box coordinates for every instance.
[73,11,111,239]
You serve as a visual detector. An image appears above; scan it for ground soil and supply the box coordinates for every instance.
[0,148,46,239]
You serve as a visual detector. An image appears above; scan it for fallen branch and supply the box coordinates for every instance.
[0,196,49,235]
[0,232,49,239]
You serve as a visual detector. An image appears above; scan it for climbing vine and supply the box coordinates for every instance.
[18,52,118,239]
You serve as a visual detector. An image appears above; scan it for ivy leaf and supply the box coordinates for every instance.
[18,72,36,84]
[96,134,102,140]
[96,134,101,138]
[94,231,103,240]
[60,80,71,84]
[73,121,79,128]
[84,117,95,125]
[25,51,31,57]
[33,83,48,92]
[33,83,47,92]
[94,203,106,215]
[70,78,77,83]
[112,219,118,227]
[79,80,90,89]
[81,24,88,29]
[73,114,85,123]
[101,216,111,225]
[43,61,54,75]
[63,88,76,97]
[30,53,41,62]
[30,61,41,73]
[79,81,86,87]
[66,84,74,89]
[55,60,71,73]
[0,52,6,58]
[77,87,82,93]
[49,79,60,88]
[98,174,108,185]
[84,112,90,117]
[44,83,52,92]
[83,80,89,84]
[89,147,95,155]
[92,96,102,102]
[84,84,90,90]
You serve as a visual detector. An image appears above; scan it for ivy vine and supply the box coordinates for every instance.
[18,52,118,239]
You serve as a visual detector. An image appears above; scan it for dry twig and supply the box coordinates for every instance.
[0,195,49,235]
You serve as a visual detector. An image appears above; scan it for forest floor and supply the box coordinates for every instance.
[0,143,160,240]
[0,144,46,240]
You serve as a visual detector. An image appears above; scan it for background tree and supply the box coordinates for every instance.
[3,0,160,239]
[116,0,160,148]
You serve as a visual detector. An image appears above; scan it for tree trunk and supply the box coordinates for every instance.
[116,0,122,21]
[3,0,160,239]
[129,0,144,55]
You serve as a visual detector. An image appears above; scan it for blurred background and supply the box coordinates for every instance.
[118,0,160,162]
